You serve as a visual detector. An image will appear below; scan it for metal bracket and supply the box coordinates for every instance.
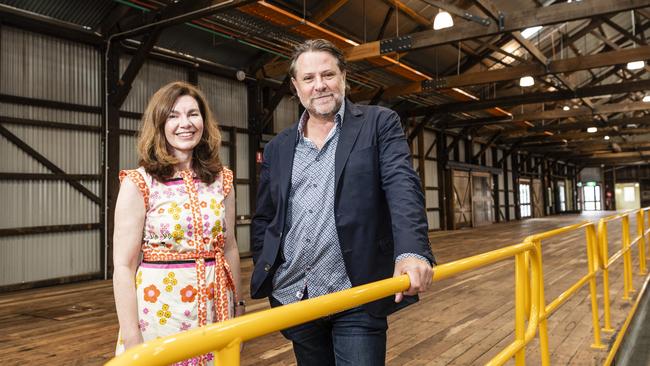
[380,35,413,54]
[463,12,490,27]
[498,12,505,31]
[422,78,447,91]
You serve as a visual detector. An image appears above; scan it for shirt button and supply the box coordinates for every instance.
[308,209,313,214]
[305,238,311,243]
[264,264,271,272]
[313,184,317,188]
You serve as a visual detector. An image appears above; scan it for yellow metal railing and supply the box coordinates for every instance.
[521,221,604,366]
[599,208,650,365]
[107,242,543,366]
[107,208,650,366]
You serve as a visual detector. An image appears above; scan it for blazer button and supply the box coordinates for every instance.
[264,264,271,272]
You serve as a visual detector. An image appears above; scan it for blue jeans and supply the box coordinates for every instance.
[270,297,388,366]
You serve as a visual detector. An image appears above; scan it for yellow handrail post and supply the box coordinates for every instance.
[514,251,527,366]
[214,338,241,366]
[598,220,614,332]
[533,238,551,366]
[524,251,531,319]
[637,210,647,275]
[621,216,633,300]
[586,224,604,349]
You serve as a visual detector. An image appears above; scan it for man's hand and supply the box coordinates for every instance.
[393,257,433,303]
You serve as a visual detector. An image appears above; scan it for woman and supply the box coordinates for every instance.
[113,81,243,365]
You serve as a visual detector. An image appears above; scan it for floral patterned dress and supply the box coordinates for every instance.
[115,167,235,366]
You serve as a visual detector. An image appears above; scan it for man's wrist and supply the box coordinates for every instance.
[395,253,431,265]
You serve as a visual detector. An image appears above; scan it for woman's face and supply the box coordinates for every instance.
[164,95,204,157]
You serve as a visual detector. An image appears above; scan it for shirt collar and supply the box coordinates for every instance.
[297,99,346,141]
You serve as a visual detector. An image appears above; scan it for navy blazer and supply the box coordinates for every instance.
[250,100,434,317]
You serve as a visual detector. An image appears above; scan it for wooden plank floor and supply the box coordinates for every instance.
[1,211,648,365]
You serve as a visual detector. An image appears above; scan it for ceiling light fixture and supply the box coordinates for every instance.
[563,105,570,111]
[519,76,534,87]
[627,60,645,70]
[521,26,542,39]
[587,127,597,133]
[643,95,650,102]
[433,9,453,30]
[604,135,610,140]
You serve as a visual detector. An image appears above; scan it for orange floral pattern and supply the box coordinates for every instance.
[180,285,198,303]
[143,284,160,303]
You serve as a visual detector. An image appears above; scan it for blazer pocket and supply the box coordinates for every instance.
[347,145,378,174]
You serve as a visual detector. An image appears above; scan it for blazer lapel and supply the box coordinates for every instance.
[278,124,298,202]
[335,100,364,189]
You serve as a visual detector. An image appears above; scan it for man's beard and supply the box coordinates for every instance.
[307,94,343,119]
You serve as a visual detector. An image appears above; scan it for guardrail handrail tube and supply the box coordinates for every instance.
[107,242,539,366]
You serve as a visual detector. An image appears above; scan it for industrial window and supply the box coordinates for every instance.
[519,183,531,218]
[583,185,602,211]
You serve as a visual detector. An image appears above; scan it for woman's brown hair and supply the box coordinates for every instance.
[137,81,223,184]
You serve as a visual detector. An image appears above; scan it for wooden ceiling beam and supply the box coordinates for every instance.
[351,45,650,101]
[344,0,650,62]
[406,78,650,116]
[311,0,349,25]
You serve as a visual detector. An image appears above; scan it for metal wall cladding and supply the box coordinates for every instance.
[273,96,299,133]
[427,211,440,230]
[235,132,249,179]
[236,225,250,253]
[197,73,248,129]
[424,160,437,188]
[0,180,100,229]
[120,56,187,113]
[235,184,250,217]
[1,26,101,106]
[1,103,101,128]
[422,130,436,158]
[0,231,101,286]
[1,124,101,175]
[425,189,438,208]
[119,135,139,171]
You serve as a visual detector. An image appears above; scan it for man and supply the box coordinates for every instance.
[251,38,434,366]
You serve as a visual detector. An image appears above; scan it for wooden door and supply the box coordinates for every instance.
[532,179,544,217]
[452,170,472,229]
[471,172,494,227]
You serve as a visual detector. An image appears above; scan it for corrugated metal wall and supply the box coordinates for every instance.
[198,72,248,128]
[273,96,299,132]
[0,26,102,286]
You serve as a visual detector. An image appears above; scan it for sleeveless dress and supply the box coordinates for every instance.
[115,167,235,366]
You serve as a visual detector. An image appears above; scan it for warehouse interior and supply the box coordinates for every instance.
[1,0,650,364]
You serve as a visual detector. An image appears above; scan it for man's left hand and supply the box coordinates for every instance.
[393,257,433,303]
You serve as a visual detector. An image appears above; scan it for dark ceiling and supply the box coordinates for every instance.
[2,0,650,166]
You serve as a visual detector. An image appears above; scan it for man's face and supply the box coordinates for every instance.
[291,51,346,119]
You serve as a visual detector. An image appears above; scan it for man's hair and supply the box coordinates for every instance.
[288,39,348,94]
[137,81,223,184]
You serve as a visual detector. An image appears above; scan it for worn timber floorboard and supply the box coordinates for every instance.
[1,211,648,365]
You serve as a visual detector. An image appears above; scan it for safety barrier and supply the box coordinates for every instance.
[107,242,543,366]
[520,221,603,366]
[107,208,650,366]
[599,208,650,365]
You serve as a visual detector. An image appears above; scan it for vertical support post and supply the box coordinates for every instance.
[514,252,527,366]
[586,225,604,349]
[599,220,614,332]
[622,216,633,300]
[534,238,550,366]
[214,339,242,365]
[637,210,647,274]
[105,44,121,278]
